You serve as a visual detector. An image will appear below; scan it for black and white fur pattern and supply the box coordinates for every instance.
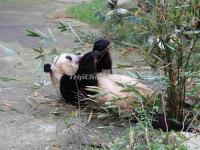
[44,53,194,132]
[44,52,154,106]
[92,39,112,73]
[44,53,80,100]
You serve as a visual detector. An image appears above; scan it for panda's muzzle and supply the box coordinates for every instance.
[44,64,52,73]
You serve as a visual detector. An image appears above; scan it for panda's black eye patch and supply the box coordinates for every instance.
[66,56,72,60]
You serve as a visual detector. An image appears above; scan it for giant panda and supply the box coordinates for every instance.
[44,52,195,132]
[44,51,154,108]
[44,53,81,101]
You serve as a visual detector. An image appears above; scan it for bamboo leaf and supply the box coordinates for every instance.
[116,63,133,69]
[26,29,40,37]
[58,21,68,32]
[35,54,44,59]
[0,77,19,82]
[33,48,42,53]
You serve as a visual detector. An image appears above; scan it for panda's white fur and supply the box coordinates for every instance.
[49,54,80,98]
[108,0,137,10]
[47,53,154,109]
[96,73,154,99]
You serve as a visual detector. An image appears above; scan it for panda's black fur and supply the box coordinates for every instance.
[92,39,112,73]
[44,64,52,73]
[152,114,194,132]
[44,38,112,105]
[44,51,101,105]
[59,51,100,105]
[44,50,109,105]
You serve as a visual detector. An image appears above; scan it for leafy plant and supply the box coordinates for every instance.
[26,28,56,43]
[75,0,200,122]
[26,28,61,63]
[66,0,107,25]
[127,0,200,121]
[109,123,188,150]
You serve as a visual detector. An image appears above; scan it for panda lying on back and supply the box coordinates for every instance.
[44,52,195,132]
[44,50,154,107]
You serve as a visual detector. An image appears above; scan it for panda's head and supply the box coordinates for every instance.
[44,53,82,98]
[44,53,81,77]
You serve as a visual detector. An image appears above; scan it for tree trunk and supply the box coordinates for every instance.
[167,70,184,121]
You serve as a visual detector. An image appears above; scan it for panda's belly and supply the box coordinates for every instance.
[96,73,154,98]
[96,73,134,98]
[102,74,138,84]
[106,74,154,97]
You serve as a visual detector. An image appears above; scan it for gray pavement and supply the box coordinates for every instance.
[0,0,106,149]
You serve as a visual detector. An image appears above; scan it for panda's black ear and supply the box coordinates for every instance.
[44,64,52,73]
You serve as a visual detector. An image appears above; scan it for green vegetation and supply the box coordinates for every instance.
[67,0,146,43]
[128,0,200,121]
[109,127,188,150]
[67,0,200,121]
[67,0,107,25]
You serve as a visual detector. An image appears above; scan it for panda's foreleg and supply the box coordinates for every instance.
[72,51,101,104]
[76,51,100,75]
[101,54,113,73]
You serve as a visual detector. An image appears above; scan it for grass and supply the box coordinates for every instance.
[66,0,145,44]
[66,0,107,25]
[109,127,189,150]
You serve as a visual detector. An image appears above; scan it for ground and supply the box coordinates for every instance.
[0,0,200,149]
[0,0,117,149]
